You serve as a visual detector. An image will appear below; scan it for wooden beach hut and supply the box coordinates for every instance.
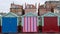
[2,12,18,33]
[41,12,59,32]
[22,12,38,32]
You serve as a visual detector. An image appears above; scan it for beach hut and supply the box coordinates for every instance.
[2,12,19,33]
[41,12,59,32]
[22,12,38,32]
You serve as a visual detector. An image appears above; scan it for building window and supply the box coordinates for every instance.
[59,11,60,13]
[26,5,32,9]
[11,5,18,8]
[27,6,29,9]
[11,5,16,8]
[18,12,22,15]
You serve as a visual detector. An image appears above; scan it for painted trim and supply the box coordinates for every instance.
[17,17,18,26]
[42,17,44,26]
[1,17,2,26]
[41,12,58,17]
[3,12,19,17]
[27,17,28,32]
[58,17,59,26]
[20,17,22,26]
[30,17,31,32]
[38,16,40,26]
[37,16,38,26]
[22,12,38,17]
[22,17,24,26]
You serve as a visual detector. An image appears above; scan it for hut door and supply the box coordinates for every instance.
[23,16,37,32]
[2,17,17,33]
[43,17,59,32]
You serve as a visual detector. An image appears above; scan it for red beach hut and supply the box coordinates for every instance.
[41,12,59,33]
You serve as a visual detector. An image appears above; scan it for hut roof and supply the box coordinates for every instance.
[3,12,19,17]
[41,12,58,17]
[22,12,38,17]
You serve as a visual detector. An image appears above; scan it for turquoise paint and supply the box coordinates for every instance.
[0,16,2,26]
[22,12,38,17]
[17,17,19,26]
[35,16,38,27]
[22,17,24,26]
[42,17,44,26]
[41,12,58,17]
[3,12,19,17]
[39,20,42,26]
[38,16,42,26]
[58,17,60,26]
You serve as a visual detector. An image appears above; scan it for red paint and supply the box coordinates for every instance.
[42,17,59,32]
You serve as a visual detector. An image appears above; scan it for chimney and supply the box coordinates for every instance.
[11,2,15,8]
[25,3,26,9]
[38,3,40,8]
[11,2,14,6]
[38,3,40,16]
[35,3,37,8]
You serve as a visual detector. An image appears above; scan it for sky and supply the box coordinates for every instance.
[0,0,48,13]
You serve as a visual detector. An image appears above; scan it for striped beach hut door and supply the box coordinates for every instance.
[22,12,38,32]
[23,16,37,32]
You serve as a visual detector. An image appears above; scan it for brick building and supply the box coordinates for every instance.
[24,3,37,14]
[45,1,60,13]
[54,6,60,13]
[38,4,51,16]
[38,1,60,16]
[10,3,24,16]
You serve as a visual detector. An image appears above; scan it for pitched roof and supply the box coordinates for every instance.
[45,1,60,4]
[22,12,38,17]
[41,12,58,17]
[55,13,60,17]
[3,12,19,17]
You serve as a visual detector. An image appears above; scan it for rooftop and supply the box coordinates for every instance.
[45,1,60,4]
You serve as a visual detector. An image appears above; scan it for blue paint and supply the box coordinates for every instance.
[2,17,17,33]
